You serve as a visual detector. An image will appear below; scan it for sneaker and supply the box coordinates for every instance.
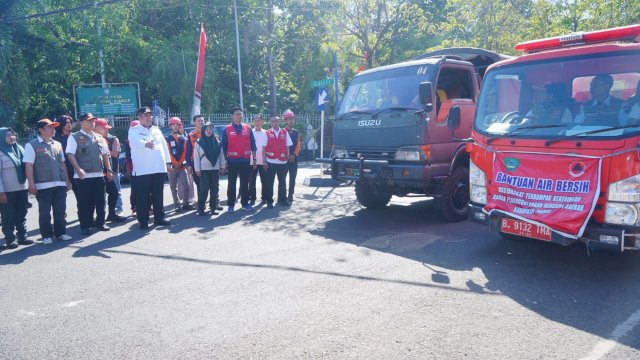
[249,199,255,205]
[154,219,171,226]
[106,214,126,222]
[42,237,53,245]
[266,203,274,209]
[183,204,194,211]
[174,205,183,213]
[197,211,208,216]
[242,204,253,211]
[5,241,18,249]
[56,234,73,241]
[17,238,34,245]
[227,205,235,213]
[216,205,224,211]
[81,228,92,235]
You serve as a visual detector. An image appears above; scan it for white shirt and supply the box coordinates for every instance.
[23,136,67,190]
[128,124,171,176]
[251,128,268,165]
[620,102,640,126]
[264,128,293,165]
[66,129,110,179]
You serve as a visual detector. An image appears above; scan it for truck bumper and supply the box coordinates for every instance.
[317,157,431,189]
[468,203,640,252]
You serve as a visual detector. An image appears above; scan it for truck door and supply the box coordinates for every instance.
[428,65,477,176]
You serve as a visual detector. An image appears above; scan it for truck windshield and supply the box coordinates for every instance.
[338,65,432,116]
[475,52,640,140]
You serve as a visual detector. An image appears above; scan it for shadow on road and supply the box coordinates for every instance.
[308,195,640,350]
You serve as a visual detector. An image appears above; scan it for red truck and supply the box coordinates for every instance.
[451,25,640,251]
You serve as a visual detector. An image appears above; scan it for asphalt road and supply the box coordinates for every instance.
[1,163,639,359]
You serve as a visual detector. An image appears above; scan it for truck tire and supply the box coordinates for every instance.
[355,182,391,209]
[436,167,470,222]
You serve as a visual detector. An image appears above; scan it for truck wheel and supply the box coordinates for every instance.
[355,182,391,209]
[436,167,470,222]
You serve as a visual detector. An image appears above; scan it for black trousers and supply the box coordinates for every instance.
[75,177,106,230]
[130,175,137,211]
[105,176,118,216]
[36,186,67,239]
[265,162,288,204]
[134,173,166,225]
[197,170,219,211]
[249,164,267,202]
[287,159,298,197]
[227,163,251,206]
[0,189,28,242]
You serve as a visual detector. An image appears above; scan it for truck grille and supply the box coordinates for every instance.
[346,148,395,161]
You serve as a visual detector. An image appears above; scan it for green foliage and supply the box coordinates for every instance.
[0,0,638,135]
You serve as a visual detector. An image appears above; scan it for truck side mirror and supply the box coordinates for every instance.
[419,82,433,112]
[447,105,461,135]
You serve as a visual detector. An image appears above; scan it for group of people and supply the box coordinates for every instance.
[526,75,640,126]
[0,106,301,249]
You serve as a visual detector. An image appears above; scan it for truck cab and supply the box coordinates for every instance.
[463,25,640,252]
[321,48,509,221]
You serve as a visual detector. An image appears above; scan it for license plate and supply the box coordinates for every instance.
[501,218,552,241]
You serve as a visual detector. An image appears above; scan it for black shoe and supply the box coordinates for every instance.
[266,203,274,209]
[216,205,223,211]
[249,199,255,205]
[81,228,92,235]
[154,219,171,226]
[17,239,34,245]
[107,214,126,223]
[5,241,18,249]
[197,211,207,216]
[288,194,294,202]
[96,225,111,231]
[140,223,149,230]
[174,206,184,213]
[183,204,194,211]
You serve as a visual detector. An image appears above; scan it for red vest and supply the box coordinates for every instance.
[225,124,252,159]
[265,128,288,162]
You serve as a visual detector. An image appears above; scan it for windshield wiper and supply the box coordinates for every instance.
[371,106,417,118]
[486,124,567,144]
[544,124,640,146]
[338,110,374,120]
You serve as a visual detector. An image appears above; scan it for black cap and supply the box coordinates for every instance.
[136,106,152,116]
[78,113,96,122]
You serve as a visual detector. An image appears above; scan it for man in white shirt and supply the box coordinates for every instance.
[128,106,172,230]
[249,115,268,205]
[66,113,113,235]
[23,119,73,244]
[263,116,292,208]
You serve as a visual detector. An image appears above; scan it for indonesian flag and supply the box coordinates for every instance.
[192,23,207,118]
[357,51,368,73]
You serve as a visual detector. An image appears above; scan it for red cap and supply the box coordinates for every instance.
[169,117,182,126]
[94,118,112,130]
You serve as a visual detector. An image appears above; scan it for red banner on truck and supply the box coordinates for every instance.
[484,152,601,238]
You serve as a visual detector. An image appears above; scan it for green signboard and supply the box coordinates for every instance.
[75,84,139,117]
[311,78,334,88]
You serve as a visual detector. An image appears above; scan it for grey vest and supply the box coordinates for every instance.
[583,97,623,126]
[72,131,104,174]
[29,139,66,184]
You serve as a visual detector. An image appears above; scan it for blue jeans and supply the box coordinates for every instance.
[114,173,123,212]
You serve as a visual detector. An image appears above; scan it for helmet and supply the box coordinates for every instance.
[169,117,182,126]
[282,109,295,120]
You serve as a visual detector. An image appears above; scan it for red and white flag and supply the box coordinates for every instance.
[192,23,207,118]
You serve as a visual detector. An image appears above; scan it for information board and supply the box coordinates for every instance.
[75,83,139,117]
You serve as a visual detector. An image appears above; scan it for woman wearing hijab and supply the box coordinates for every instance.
[193,122,226,216]
[0,128,32,249]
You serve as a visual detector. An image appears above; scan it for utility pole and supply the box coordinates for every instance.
[233,0,244,111]
[95,2,106,88]
[267,0,277,116]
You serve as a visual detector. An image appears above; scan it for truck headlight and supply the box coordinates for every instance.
[394,145,430,162]
[608,174,640,202]
[333,146,348,158]
[469,160,487,204]
[605,203,638,225]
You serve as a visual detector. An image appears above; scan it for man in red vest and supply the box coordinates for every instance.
[220,107,257,212]
[283,109,300,203]
[263,116,292,208]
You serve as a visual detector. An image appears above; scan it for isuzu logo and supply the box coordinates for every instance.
[358,119,381,127]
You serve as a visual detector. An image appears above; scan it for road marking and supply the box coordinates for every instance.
[580,308,640,360]
[62,300,84,308]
